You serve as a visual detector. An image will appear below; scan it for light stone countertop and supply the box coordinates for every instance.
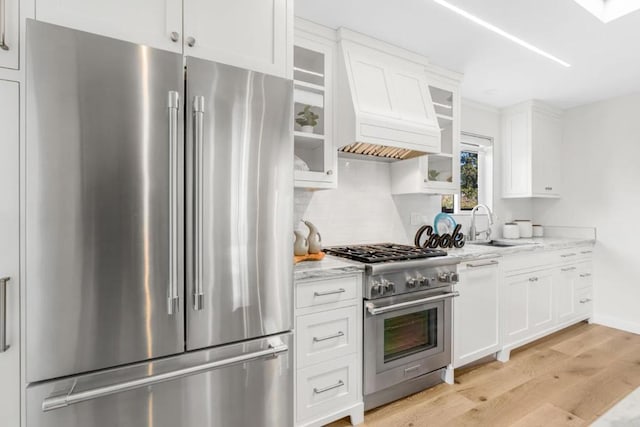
[293,237,595,282]
[294,256,364,281]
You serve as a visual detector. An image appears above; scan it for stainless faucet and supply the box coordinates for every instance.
[468,204,494,241]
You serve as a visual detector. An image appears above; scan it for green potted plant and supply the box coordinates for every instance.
[296,105,319,133]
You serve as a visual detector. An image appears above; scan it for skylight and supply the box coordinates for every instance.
[433,0,571,68]
[573,0,640,23]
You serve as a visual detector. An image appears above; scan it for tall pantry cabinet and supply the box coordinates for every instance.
[0,80,20,427]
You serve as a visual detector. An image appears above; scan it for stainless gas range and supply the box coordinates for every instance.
[325,244,460,410]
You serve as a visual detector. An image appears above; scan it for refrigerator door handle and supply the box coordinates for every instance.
[42,343,289,412]
[167,91,180,315]
[0,277,9,352]
[192,96,205,311]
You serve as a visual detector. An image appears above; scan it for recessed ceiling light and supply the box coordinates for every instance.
[433,0,571,68]
[573,0,640,23]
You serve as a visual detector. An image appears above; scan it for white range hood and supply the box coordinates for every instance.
[337,29,441,160]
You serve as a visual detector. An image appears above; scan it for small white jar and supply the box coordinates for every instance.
[503,223,520,239]
[532,225,544,237]
[515,220,533,238]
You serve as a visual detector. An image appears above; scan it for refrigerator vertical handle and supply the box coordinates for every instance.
[0,277,9,352]
[0,0,9,51]
[193,96,205,311]
[167,91,180,315]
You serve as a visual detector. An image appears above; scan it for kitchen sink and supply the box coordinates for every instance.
[468,240,537,248]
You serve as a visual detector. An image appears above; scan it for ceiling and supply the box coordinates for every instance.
[295,0,640,109]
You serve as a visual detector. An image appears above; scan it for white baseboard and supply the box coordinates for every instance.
[592,315,640,335]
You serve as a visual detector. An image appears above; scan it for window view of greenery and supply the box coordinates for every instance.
[460,151,478,210]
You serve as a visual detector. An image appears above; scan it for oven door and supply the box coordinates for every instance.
[363,288,457,395]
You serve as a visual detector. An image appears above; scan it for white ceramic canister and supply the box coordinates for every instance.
[503,223,520,239]
[514,220,533,238]
[532,224,544,237]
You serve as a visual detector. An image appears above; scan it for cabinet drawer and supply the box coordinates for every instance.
[557,247,593,263]
[575,287,593,316]
[296,306,358,368]
[296,355,358,423]
[296,275,359,309]
[575,265,593,290]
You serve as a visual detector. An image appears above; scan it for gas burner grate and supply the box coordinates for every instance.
[325,243,447,264]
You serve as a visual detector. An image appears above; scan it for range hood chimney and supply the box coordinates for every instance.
[336,29,442,160]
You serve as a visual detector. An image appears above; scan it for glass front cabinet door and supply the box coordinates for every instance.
[293,23,337,189]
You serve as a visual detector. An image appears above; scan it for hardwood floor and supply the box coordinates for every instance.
[328,323,640,427]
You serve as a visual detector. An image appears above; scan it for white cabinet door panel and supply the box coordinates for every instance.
[529,273,554,331]
[454,260,500,368]
[503,275,529,345]
[0,0,19,69]
[0,80,20,427]
[36,0,182,53]
[184,0,291,78]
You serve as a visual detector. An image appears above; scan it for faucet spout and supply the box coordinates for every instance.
[469,204,494,241]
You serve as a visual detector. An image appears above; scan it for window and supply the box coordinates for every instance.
[442,133,493,213]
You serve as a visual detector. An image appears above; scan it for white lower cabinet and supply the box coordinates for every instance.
[503,268,554,347]
[453,259,500,368]
[294,272,364,427]
[499,247,594,359]
[0,80,20,426]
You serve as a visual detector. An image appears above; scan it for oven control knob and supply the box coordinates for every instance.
[417,276,427,286]
[371,282,384,297]
[385,281,396,294]
[406,278,418,288]
[439,272,459,283]
[419,277,431,287]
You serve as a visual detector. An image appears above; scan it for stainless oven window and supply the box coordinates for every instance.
[383,308,438,363]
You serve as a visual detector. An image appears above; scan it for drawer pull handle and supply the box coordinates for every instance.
[561,253,577,258]
[404,365,421,374]
[313,331,344,343]
[313,380,344,394]
[561,267,577,272]
[528,277,539,282]
[466,260,499,268]
[580,250,593,254]
[580,273,592,278]
[545,187,553,191]
[579,298,592,304]
[314,288,346,297]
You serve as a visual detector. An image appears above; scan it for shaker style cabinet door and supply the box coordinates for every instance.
[0,0,19,69]
[0,80,20,427]
[183,0,292,78]
[35,0,183,52]
[454,260,500,368]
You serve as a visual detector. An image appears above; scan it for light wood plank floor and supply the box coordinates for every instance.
[328,322,640,427]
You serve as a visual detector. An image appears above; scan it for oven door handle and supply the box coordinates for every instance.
[366,291,459,316]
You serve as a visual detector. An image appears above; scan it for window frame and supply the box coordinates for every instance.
[449,132,493,214]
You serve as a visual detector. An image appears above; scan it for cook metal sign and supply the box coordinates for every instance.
[414,224,465,249]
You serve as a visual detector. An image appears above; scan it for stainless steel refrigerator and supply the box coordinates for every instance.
[25,20,293,427]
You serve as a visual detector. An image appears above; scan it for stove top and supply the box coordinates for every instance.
[324,243,447,264]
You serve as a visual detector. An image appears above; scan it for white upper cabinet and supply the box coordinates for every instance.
[184,0,292,78]
[35,0,183,53]
[390,70,462,195]
[337,29,441,154]
[501,101,563,198]
[293,19,337,189]
[35,0,293,78]
[0,0,19,69]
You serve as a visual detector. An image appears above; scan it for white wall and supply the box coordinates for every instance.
[533,93,640,333]
[295,99,535,245]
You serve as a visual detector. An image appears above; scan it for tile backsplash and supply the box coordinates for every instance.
[296,157,471,245]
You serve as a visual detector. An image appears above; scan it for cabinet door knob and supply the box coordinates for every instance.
[186,37,196,47]
[169,32,180,42]
[326,170,333,176]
